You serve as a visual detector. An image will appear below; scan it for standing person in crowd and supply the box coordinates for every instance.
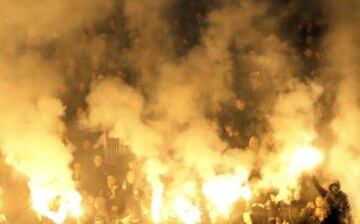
[72,161,85,190]
[94,196,109,224]
[106,174,126,222]
[87,154,108,197]
[122,170,138,209]
[312,176,352,224]
[299,202,316,224]
[250,189,268,224]
[314,196,328,223]
[289,189,307,223]
[265,193,278,223]
[79,190,95,224]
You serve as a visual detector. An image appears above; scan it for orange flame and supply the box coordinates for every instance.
[203,174,251,218]
[289,145,323,175]
[173,196,201,224]
[31,187,82,224]
[151,181,164,223]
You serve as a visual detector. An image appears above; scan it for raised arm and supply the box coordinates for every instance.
[311,175,327,197]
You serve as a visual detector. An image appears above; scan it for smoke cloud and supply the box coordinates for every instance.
[322,0,360,220]
[85,0,327,221]
[0,0,358,222]
[0,0,112,221]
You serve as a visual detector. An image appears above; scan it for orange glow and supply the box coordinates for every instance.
[151,182,164,223]
[31,187,82,224]
[289,145,323,175]
[173,196,201,224]
[203,173,251,218]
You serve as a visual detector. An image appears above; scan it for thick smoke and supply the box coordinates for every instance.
[0,56,70,187]
[245,29,323,196]
[84,0,328,222]
[0,0,110,50]
[0,0,112,220]
[85,78,162,158]
[0,0,356,222]
[85,0,272,182]
[322,0,360,220]
[122,0,175,84]
[85,0,273,221]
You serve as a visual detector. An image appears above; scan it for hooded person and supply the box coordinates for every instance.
[312,176,352,224]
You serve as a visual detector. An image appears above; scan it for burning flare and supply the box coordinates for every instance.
[203,172,251,219]
[30,184,82,224]
[151,181,164,223]
[173,196,201,224]
[289,145,324,175]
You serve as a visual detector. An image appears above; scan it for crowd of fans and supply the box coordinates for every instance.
[0,148,352,224]
[241,176,351,224]
[60,4,346,222]
[0,0,351,223]
[62,12,346,223]
[67,147,352,224]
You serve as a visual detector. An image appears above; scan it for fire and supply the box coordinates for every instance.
[289,145,323,175]
[150,183,201,224]
[150,177,201,223]
[203,173,251,218]
[31,186,82,224]
[173,196,201,224]
[146,146,322,223]
[151,182,164,223]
